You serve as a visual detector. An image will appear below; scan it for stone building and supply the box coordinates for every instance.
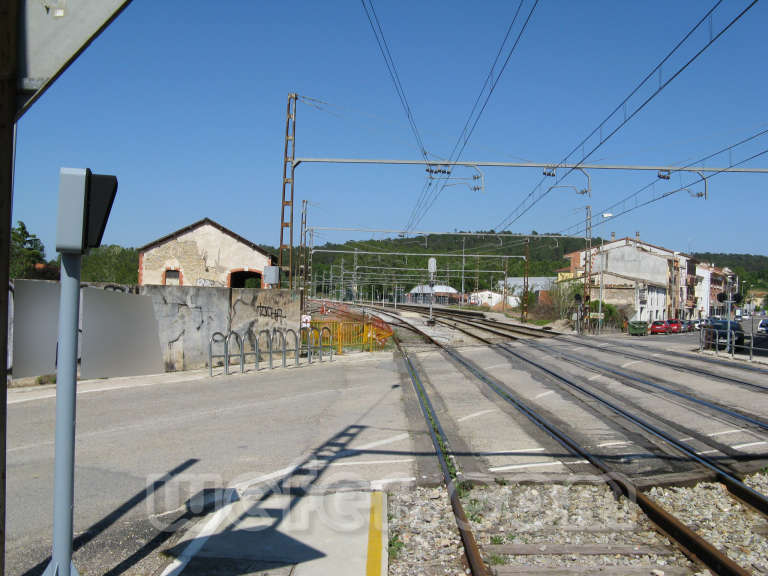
[138,218,275,288]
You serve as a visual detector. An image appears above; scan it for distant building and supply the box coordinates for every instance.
[407,284,458,305]
[499,277,556,294]
[469,290,519,308]
[138,218,275,287]
[562,234,736,321]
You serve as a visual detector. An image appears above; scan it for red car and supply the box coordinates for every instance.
[650,320,669,334]
[667,319,683,333]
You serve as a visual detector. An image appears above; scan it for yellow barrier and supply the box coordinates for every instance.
[309,320,392,354]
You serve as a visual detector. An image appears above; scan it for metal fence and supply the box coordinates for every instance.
[309,320,392,353]
[699,325,768,361]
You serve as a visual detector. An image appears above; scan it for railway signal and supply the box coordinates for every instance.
[47,167,118,576]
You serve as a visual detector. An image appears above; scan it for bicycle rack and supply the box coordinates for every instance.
[226,331,244,375]
[209,331,228,377]
[321,326,334,362]
[285,328,300,367]
[272,329,287,368]
[242,333,260,371]
[259,329,273,369]
[310,327,322,362]
[300,326,312,363]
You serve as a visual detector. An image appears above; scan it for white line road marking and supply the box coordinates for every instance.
[489,461,565,472]
[457,409,497,422]
[9,385,374,454]
[330,458,413,467]
[507,447,547,454]
[696,449,719,456]
[678,437,694,442]
[707,429,744,437]
[596,441,631,448]
[488,459,588,472]
[732,441,768,450]
[354,433,410,450]
[370,477,416,490]
[159,500,236,576]
[621,360,641,368]
[483,364,510,371]
[534,390,554,400]
[588,374,602,381]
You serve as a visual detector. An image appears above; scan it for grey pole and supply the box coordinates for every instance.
[44,252,82,576]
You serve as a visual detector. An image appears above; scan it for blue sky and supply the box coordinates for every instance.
[12,0,768,259]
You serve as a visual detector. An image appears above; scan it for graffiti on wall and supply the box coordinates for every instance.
[256,305,285,320]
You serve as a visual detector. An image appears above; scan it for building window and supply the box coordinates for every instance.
[164,269,180,286]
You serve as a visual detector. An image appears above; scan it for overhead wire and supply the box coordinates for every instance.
[360,0,430,163]
[405,0,540,231]
[494,0,759,232]
[561,139,768,237]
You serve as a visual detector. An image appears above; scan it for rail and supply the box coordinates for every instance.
[380,307,755,576]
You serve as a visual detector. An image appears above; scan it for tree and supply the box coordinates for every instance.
[81,245,139,284]
[10,221,46,279]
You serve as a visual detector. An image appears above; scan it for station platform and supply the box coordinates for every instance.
[160,490,387,576]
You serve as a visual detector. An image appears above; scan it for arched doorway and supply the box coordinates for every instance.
[228,270,262,288]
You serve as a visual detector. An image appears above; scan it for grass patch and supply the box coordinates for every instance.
[488,553,507,565]
[35,373,56,385]
[388,533,405,560]
[490,534,504,545]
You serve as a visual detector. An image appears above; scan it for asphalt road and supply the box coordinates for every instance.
[6,353,426,576]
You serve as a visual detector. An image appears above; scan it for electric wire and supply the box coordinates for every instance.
[360,0,429,163]
[495,0,759,232]
[558,127,768,236]
[406,0,540,232]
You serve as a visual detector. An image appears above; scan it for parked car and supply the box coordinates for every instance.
[650,320,669,334]
[667,319,683,333]
[758,319,768,334]
[704,319,746,351]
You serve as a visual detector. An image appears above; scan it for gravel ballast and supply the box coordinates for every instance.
[388,486,466,576]
[461,482,704,574]
[647,471,768,575]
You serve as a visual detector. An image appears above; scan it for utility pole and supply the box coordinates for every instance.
[309,229,315,297]
[522,239,530,322]
[353,248,358,301]
[299,199,307,313]
[503,257,508,315]
[583,205,592,334]
[278,93,298,289]
[461,237,465,308]
[0,5,18,573]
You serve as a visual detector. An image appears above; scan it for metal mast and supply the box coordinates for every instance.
[278,93,298,288]
[299,199,308,312]
[522,239,530,323]
[583,205,592,332]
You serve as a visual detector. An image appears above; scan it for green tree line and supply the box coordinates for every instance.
[10,221,138,284]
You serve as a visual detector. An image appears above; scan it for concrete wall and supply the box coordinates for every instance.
[141,223,271,287]
[230,288,299,354]
[139,286,299,371]
[594,244,668,286]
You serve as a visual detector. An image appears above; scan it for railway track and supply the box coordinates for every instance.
[380,307,764,575]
